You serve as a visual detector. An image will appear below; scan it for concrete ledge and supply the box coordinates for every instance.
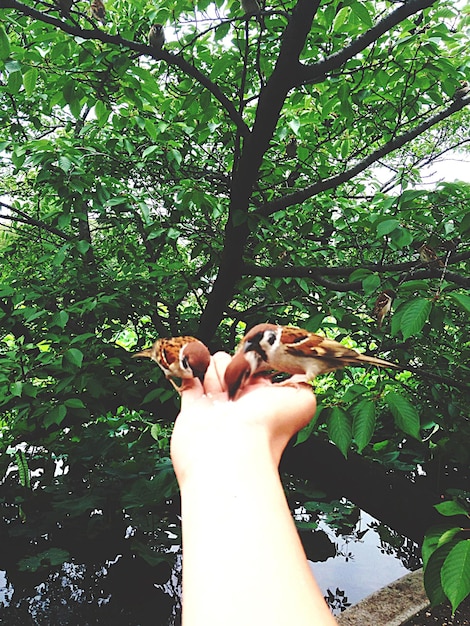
[337,569,429,626]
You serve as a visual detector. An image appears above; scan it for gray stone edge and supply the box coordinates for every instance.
[336,569,430,626]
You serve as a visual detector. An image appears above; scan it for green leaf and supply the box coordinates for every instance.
[400,298,432,340]
[51,310,69,329]
[333,6,350,30]
[441,540,470,613]
[451,293,470,315]
[18,548,70,572]
[362,273,381,294]
[7,70,22,94]
[327,406,352,458]
[385,391,420,439]
[435,501,469,517]
[0,26,10,59]
[76,240,91,254]
[10,381,23,397]
[352,399,376,453]
[44,405,67,428]
[351,1,373,27]
[15,450,30,488]
[377,219,400,237]
[422,524,459,567]
[95,100,110,125]
[63,348,84,368]
[58,155,72,172]
[142,145,159,159]
[424,542,454,606]
[64,398,86,408]
[296,404,323,445]
[23,68,38,97]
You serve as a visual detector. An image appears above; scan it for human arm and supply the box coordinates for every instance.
[171,352,337,626]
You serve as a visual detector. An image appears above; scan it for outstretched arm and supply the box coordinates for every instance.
[171,352,337,626]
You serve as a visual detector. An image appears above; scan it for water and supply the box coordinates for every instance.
[309,511,421,614]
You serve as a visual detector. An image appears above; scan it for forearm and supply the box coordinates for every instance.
[178,434,337,626]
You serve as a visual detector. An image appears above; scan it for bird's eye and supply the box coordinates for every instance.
[181,356,189,370]
[266,332,276,345]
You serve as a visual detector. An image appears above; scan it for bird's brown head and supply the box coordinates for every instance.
[182,341,211,384]
[383,289,396,299]
[224,352,254,400]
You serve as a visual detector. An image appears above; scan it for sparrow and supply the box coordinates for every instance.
[372,289,396,329]
[224,323,400,399]
[453,81,470,100]
[148,24,165,50]
[241,0,264,27]
[90,0,106,24]
[286,137,298,158]
[133,336,211,392]
[56,0,73,17]
[418,243,444,268]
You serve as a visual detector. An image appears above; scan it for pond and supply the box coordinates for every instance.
[0,499,421,624]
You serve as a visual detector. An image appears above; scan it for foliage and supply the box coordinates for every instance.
[422,498,470,614]
[0,0,469,616]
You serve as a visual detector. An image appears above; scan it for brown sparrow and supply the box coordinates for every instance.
[224,323,400,399]
[90,0,106,23]
[148,24,165,50]
[372,289,396,329]
[286,137,298,158]
[241,0,264,27]
[133,336,211,392]
[419,244,443,267]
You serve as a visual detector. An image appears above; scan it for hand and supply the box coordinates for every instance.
[171,351,317,484]
[170,353,336,626]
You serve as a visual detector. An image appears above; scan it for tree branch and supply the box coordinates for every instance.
[243,252,470,290]
[297,0,438,85]
[0,0,249,138]
[197,0,322,342]
[0,200,73,241]
[258,96,470,218]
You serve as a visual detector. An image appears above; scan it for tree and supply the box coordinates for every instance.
[0,0,469,619]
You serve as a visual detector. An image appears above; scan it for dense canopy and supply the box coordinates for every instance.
[0,0,469,620]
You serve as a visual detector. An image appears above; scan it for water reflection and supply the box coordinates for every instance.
[0,502,421,624]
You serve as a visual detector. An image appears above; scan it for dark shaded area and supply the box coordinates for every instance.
[281,437,466,544]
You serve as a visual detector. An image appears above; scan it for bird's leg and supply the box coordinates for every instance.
[167,376,183,394]
[276,374,312,389]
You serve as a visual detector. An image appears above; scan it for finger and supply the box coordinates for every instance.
[179,377,204,410]
[203,352,232,395]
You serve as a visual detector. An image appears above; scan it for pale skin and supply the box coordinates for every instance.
[171,352,337,626]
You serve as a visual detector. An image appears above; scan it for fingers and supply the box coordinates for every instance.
[180,352,232,410]
[179,377,205,410]
[204,352,231,395]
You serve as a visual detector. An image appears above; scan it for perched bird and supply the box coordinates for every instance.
[242,0,261,15]
[286,137,298,158]
[241,0,264,27]
[224,323,400,399]
[56,0,73,18]
[419,243,444,268]
[148,23,165,50]
[372,289,396,329]
[453,81,470,100]
[133,336,211,392]
[90,0,106,24]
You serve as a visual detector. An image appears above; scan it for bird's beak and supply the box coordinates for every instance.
[132,349,153,359]
[243,339,257,353]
